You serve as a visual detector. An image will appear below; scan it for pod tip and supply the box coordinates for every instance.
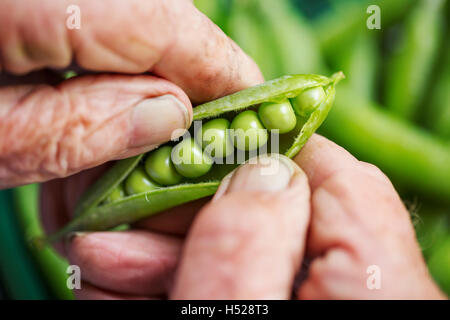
[331,71,345,84]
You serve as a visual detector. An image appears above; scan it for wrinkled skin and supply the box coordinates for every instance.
[0,0,261,187]
[0,0,445,300]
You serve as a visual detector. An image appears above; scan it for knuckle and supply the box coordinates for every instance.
[180,15,237,101]
[0,2,72,74]
[319,167,394,203]
[303,259,330,294]
[358,161,392,184]
[0,84,94,182]
[73,0,174,74]
[318,169,360,199]
[358,161,382,174]
[0,53,34,75]
[318,167,412,237]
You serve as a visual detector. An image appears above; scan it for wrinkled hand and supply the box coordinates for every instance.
[293,135,444,299]
[0,0,261,188]
[2,0,444,300]
[42,135,445,300]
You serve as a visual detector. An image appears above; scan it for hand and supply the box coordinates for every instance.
[42,135,445,299]
[172,135,445,299]
[4,0,443,300]
[0,0,262,188]
[293,135,444,299]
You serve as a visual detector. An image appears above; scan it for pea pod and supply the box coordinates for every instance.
[13,185,74,299]
[426,40,450,139]
[227,0,324,78]
[321,86,450,203]
[255,0,325,74]
[227,0,282,80]
[42,72,343,243]
[315,0,414,56]
[384,0,445,120]
[330,31,380,101]
[414,206,449,256]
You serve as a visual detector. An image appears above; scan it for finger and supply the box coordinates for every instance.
[171,155,310,299]
[294,134,393,191]
[0,74,192,188]
[294,134,359,190]
[41,169,209,255]
[294,135,444,299]
[294,134,413,257]
[153,1,264,101]
[67,231,182,296]
[306,167,417,258]
[0,0,263,102]
[41,166,203,259]
[75,282,158,300]
[40,164,111,256]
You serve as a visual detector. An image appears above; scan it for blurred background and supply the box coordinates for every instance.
[0,0,449,299]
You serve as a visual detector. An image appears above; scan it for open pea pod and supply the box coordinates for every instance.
[44,72,343,244]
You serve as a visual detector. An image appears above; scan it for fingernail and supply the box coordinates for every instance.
[65,231,88,243]
[214,154,299,199]
[130,94,191,148]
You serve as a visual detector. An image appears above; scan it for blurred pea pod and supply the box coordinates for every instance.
[13,185,74,300]
[415,206,449,257]
[329,31,380,100]
[415,206,450,296]
[426,41,450,139]
[315,0,415,56]
[193,0,229,30]
[227,0,282,80]
[321,87,450,204]
[256,0,325,74]
[427,235,450,294]
[384,0,446,120]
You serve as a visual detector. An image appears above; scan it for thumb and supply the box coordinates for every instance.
[171,154,311,299]
[0,74,192,188]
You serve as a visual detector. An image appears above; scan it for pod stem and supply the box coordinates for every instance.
[330,71,345,84]
[31,220,82,249]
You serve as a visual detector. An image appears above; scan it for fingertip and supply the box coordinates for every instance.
[294,134,359,190]
[172,155,311,299]
[67,231,182,296]
[130,94,192,149]
[214,154,306,200]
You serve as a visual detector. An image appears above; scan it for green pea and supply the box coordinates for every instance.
[291,86,326,117]
[125,166,160,195]
[230,110,268,151]
[196,118,234,158]
[49,73,344,243]
[145,146,182,186]
[172,138,213,178]
[258,99,297,134]
[104,183,125,204]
